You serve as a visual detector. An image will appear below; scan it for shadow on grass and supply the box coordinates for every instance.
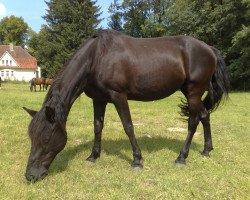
[50,135,202,175]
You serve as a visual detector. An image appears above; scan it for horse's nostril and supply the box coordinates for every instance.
[40,171,48,179]
[25,173,35,181]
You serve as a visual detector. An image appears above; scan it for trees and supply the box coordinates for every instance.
[0,15,29,47]
[121,0,149,37]
[108,0,172,37]
[108,0,123,31]
[140,0,172,37]
[230,25,250,89]
[29,0,101,78]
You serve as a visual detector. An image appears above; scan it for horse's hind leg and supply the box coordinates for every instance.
[175,86,204,165]
[86,100,107,162]
[199,106,213,156]
[175,110,199,165]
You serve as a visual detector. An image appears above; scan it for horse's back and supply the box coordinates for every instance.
[88,31,216,101]
[91,34,187,101]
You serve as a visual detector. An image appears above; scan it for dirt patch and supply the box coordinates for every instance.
[167,127,186,132]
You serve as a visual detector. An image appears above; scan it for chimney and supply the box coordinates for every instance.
[9,43,14,51]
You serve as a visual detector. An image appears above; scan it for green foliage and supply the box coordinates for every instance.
[230,25,250,89]
[140,0,172,37]
[0,15,29,47]
[108,0,172,37]
[122,0,149,37]
[0,82,249,199]
[29,0,101,78]
[108,0,123,31]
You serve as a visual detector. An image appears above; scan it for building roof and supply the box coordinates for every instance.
[0,44,37,69]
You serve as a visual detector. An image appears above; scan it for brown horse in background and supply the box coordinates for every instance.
[44,78,54,90]
[30,77,46,92]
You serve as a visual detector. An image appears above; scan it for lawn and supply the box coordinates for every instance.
[0,82,249,199]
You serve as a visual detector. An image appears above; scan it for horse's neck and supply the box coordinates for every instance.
[44,38,95,115]
[60,60,90,109]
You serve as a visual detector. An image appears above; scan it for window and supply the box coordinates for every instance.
[6,71,9,77]
[10,60,12,66]
[1,71,4,77]
[11,71,14,77]
[6,60,9,66]
[1,60,4,65]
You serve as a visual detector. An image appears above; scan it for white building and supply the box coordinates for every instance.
[0,43,40,81]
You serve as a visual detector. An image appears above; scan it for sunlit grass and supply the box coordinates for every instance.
[0,82,249,199]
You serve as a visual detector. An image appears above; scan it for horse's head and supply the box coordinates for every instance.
[23,105,67,182]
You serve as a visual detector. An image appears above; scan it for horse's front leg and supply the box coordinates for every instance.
[110,92,143,168]
[86,100,107,162]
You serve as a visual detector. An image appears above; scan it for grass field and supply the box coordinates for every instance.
[0,82,249,199]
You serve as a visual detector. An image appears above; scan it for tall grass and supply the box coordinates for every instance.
[0,82,249,199]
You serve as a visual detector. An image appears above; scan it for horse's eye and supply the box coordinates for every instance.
[43,134,51,144]
[43,137,50,144]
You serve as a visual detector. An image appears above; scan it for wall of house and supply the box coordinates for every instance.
[0,67,41,82]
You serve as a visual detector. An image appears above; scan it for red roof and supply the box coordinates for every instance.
[0,45,37,69]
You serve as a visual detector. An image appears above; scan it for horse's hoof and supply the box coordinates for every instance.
[131,162,143,169]
[131,164,143,170]
[174,158,186,166]
[86,156,97,163]
[201,151,210,157]
[175,162,186,167]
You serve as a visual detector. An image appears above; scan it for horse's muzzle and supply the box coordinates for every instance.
[25,167,48,182]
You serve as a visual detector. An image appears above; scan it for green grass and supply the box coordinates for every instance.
[0,82,249,200]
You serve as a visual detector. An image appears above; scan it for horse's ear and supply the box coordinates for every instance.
[45,106,55,123]
[23,107,37,117]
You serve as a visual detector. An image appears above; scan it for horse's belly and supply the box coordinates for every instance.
[128,75,185,101]
[127,90,177,101]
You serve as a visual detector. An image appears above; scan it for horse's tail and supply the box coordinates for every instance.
[30,78,34,92]
[203,47,230,112]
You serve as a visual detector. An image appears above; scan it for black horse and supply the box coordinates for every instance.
[23,30,229,182]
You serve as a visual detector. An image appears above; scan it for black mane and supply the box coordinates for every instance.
[44,29,122,104]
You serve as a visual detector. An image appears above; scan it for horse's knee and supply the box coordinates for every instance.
[124,124,134,135]
[199,109,210,126]
[94,119,103,134]
[188,99,202,114]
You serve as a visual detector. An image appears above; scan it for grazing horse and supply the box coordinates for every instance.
[30,77,46,92]
[23,30,229,182]
[44,78,54,90]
